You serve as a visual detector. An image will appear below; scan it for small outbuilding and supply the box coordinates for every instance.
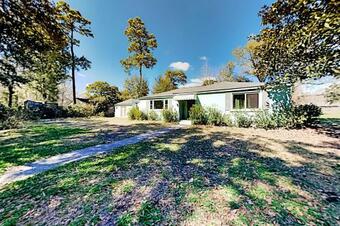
[115,99,139,118]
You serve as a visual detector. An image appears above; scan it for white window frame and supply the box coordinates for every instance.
[149,99,169,110]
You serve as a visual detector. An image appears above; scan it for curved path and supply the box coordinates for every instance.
[0,127,176,188]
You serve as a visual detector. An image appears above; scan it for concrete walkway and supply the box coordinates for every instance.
[0,127,176,188]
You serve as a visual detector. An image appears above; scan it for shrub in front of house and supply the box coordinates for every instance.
[67,104,96,118]
[206,107,224,126]
[128,106,147,120]
[233,112,253,128]
[161,109,178,123]
[189,104,207,125]
[148,110,159,121]
[223,113,234,127]
[254,110,277,129]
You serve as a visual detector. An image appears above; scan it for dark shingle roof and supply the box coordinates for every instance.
[115,99,139,106]
[139,81,264,100]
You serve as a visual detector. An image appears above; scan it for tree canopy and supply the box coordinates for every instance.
[255,0,339,84]
[153,70,187,94]
[86,81,120,113]
[123,76,149,99]
[153,76,175,94]
[232,39,265,82]
[120,17,158,80]
[218,61,236,82]
[0,0,68,107]
[202,79,217,86]
[28,51,69,102]
[56,1,93,104]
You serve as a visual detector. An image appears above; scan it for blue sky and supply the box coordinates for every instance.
[67,0,274,93]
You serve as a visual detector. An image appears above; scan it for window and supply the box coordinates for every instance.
[246,93,259,108]
[233,94,245,109]
[149,100,153,109]
[154,100,164,109]
[232,93,259,109]
[164,100,168,109]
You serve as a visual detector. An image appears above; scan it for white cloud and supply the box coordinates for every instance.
[200,56,208,61]
[169,62,190,71]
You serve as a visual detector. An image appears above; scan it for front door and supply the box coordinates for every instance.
[179,100,195,120]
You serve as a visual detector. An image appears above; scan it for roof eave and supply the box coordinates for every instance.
[139,85,264,100]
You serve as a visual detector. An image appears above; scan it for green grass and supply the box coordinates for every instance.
[0,123,100,174]
[0,127,338,225]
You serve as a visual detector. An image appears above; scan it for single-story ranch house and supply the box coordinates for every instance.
[115,81,273,121]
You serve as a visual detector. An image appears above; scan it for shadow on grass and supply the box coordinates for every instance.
[0,127,338,225]
[0,121,166,174]
[313,117,340,138]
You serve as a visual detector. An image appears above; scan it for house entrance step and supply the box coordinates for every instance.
[179,120,192,126]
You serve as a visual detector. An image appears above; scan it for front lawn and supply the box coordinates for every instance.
[0,126,338,225]
[0,118,165,174]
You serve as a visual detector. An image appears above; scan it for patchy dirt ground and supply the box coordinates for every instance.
[0,122,339,225]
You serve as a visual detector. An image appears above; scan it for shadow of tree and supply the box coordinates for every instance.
[0,127,338,225]
[0,121,167,174]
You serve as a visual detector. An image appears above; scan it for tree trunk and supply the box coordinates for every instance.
[139,65,143,81]
[138,65,143,97]
[8,84,14,108]
[70,27,77,104]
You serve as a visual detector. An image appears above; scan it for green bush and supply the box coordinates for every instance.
[254,110,276,129]
[0,104,24,130]
[271,104,321,128]
[189,104,207,125]
[67,104,96,117]
[161,109,178,123]
[206,107,223,126]
[148,110,159,121]
[128,106,147,120]
[293,104,322,126]
[223,114,234,127]
[233,112,253,128]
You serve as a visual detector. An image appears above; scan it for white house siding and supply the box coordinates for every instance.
[138,100,148,113]
[115,106,133,118]
[138,99,175,118]
[136,88,270,120]
[197,93,226,113]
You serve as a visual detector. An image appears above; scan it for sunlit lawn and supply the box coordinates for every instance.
[0,118,165,174]
[0,124,98,174]
[0,126,339,225]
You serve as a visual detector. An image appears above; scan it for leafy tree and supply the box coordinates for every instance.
[164,70,187,87]
[202,79,217,86]
[119,90,131,101]
[234,75,251,82]
[232,39,264,81]
[218,61,236,82]
[56,1,93,104]
[120,17,158,82]
[86,81,120,113]
[28,51,69,102]
[0,0,67,107]
[255,0,339,84]
[153,70,187,94]
[153,75,175,94]
[123,75,149,99]
[0,59,28,107]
